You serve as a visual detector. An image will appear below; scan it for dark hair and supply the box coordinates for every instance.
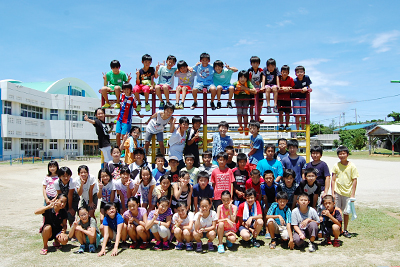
[297,193,309,201]
[249,120,260,129]
[197,171,210,181]
[179,116,189,124]
[216,152,228,161]
[130,126,141,134]
[202,150,212,158]
[283,169,295,179]
[250,56,261,64]
[224,146,234,153]
[94,108,105,117]
[265,143,277,159]
[111,145,121,154]
[304,168,317,177]
[177,60,188,69]
[104,202,118,213]
[166,55,177,63]
[276,191,289,201]
[337,145,349,155]
[251,169,261,176]
[47,160,59,176]
[281,65,290,73]
[142,54,152,62]
[110,60,121,69]
[122,83,133,90]
[176,201,188,209]
[179,170,189,178]
[236,152,247,162]
[278,138,287,144]
[127,196,140,205]
[218,121,229,129]
[213,60,224,69]
[200,197,211,205]
[158,173,172,199]
[155,154,165,162]
[133,148,145,155]
[238,70,249,81]
[56,193,68,201]
[295,65,305,73]
[185,154,195,161]
[245,188,257,198]
[157,196,170,205]
[322,194,335,203]
[98,168,112,182]
[266,58,276,67]
[164,102,175,112]
[310,146,323,155]
[263,169,274,178]
[78,206,89,213]
[221,190,231,198]
[192,115,202,124]
[58,166,72,177]
[287,139,299,149]
[139,166,152,184]
[200,52,210,61]
[120,166,131,175]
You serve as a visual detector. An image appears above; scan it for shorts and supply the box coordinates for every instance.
[81,194,99,211]
[140,192,157,206]
[85,232,101,248]
[266,218,289,240]
[335,193,350,215]
[265,84,278,90]
[176,85,192,92]
[193,84,215,91]
[144,131,164,142]
[116,121,131,135]
[67,196,80,224]
[235,99,250,115]
[277,100,292,113]
[217,85,232,94]
[293,99,306,115]
[238,219,256,234]
[133,84,150,94]
[213,199,222,210]
[150,224,171,239]
[249,92,264,105]
[156,84,172,90]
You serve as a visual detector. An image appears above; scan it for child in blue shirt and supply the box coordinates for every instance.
[152,154,167,185]
[155,55,178,110]
[212,60,237,110]
[256,143,284,183]
[211,121,233,165]
[248,120,264,169]
[192,171,214,212]
[281,139,306,184]
[191,52,216,110]
[292,65,312,131]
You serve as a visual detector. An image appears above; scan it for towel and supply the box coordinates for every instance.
[243,202,257,221]
[344,198,357,220]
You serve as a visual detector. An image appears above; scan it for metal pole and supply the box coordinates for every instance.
[305,91,311,162]
[203,89,208,152]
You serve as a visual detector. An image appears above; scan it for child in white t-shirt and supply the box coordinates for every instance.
[42,160,59,205]
[172,201,195,251]
[75,165,98,218]
[193,198,218,253]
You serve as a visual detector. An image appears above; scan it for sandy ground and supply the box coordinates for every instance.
[0,156,399,266]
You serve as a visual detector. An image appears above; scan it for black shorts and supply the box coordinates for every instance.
[213,199,222,210]
[277,100,292,113]
[249,92,264,105]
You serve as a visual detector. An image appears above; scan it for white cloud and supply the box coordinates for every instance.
[234,39,256,46]
[371,30,400,53]
[267,20,292,28]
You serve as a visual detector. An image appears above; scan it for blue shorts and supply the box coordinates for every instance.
[144,131,163,142]
[116,121,131,135]
[217,85,232,94]
[293,100,306,115]
[193,84,215,91]
[85,232,101,248]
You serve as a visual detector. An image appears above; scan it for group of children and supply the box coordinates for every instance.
[37,112,358,255]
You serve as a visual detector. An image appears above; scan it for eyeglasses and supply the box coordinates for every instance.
[79,213,89,217]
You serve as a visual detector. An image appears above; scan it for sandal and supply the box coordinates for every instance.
[53,242,62,250]
[269,241,276,249]
[40,248,48,255]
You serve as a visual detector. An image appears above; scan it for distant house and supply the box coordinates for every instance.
[367,124,400,155]
[310,134,340,150]
[333,122,377,133]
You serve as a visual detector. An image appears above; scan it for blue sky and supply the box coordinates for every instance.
[2,0,400,126]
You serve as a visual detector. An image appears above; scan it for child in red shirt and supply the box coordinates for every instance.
[245,169,265,203]
[211,152,235,209]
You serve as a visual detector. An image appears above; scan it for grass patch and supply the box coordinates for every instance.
[323,150,400,161]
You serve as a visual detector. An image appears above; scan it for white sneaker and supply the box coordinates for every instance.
[308,242,316,252]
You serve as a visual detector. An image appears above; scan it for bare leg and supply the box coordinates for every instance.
[101,87,110,104]
[163,85,170,102]
[216,86,222,102]
[155,85,163,102]
[266,88,271,106]
[114,86,121,104]
[192,88,198,102]
[228,86,234,102]
[175,86,181,103]
[159,141,165,155]
[217,222,224,244]
[116,133,121,148]
[181,87,187,103]
[272,86,278,107]
[210,86,217,102]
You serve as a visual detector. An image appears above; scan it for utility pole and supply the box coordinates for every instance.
[342,112,345,126]
[351,108,357,123]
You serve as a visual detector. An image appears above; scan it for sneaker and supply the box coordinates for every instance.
[114,103,121,109]
[179,102,184,109]
[285,125,291,131]
[265,233,271,239]
[208,241,214,251]
[269,240,276,249]
[211,102,216,110]
[273,106,278,113]
[343,230,352,238]
[175,103,180,109]
[196,242,203,253]
[162,241,169,250]
[251,238,261,248]
[145,102,151,112]
[102,103,111,109]
[139,242,148,250]
[186,242,194,251]
[244,127,250,136]
[159,101,165,110]
[129,242,137,249]
[226,240,232,248]
[333,238,340,247]
[227,101,233,109]
[308,242,316,252]
[88,244,96,253]
[190,102,198,110]
[238,126,243,134]
[175,242,184,250]
[154,241,162,250]
[218,244,225,253]
[266,106,272,113]
[74,244,85,254]
[326,236,332,245]
[217,101,221,109]
[136,103,142,112]
[121,241,129,249]
[259,229,266,236]
[279,125,285,131]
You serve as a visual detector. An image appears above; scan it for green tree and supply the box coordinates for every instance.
[388,111,400,122]
[339,129,367,150]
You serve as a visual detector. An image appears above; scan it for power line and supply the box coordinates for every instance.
[320,93,400,104]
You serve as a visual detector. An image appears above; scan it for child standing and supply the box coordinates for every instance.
[146,196,173,250]
[232,153,249,206]
[69,207,101,253]
[155,55,178,109]
[198,150,218,177]
[248,121,264,169]
[192,171,214,212]
[262,58,280,113]
[174,60,196,109]
[331,145,359,238]
[106,146,127,180]
[276,138,289,161]
[134,54,154,112]
[281,139,306,184]
[191,52,216,110]
[97,168,118,223]
[216,191,238,253]
[291,193,320,252]
[123,197,150,249]
[211,121,233,164]
[248,56,264,121]
[122,126,141,165]
[256,144,284,183]
[181,154,200,186]
[115,166,134,214]
[132,166,157,212]
[42,160,59,205]
[144,102,175,156]
[84,108,113,163]
[278,65,295,130]
[168,116,189,171]
[152,154,167,185]
[233,70,257,135]
[172,201,195,251]
[211,152,235,208]
[319,195,342,247]
[75,165,98,218]
[35,194,69,255]
[212,60,237,109]
[246,169,265,203]
[193,198,218,252]
[261,170,281,211]
[293,168,321,210]
[101,60,131,109]
[184,116,203,168]
[278,169,299,209]
[306,146,331,199]
[224,146,237,169]
[292,65,312,131]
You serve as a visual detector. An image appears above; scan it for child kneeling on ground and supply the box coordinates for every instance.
[193,197,218,253]
[319,195,342,247]
[216,190,238,253]
[172,201,195,251]
[146,196,173,250]
[69,207,101,253]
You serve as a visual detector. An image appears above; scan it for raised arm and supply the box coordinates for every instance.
[84,114,95,124]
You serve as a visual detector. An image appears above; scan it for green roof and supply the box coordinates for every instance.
[18,81,56,92]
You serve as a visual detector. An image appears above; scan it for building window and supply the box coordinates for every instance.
[3,137,12,150]
[49,139,58,150]
[3,101,11,115]
[65,139,78,150]
[70,89,82,96]
[83,111,95,121]
[50,109,58,120]
[21,104,43,119]
[20,138,43,157]
[66,110,78,121]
